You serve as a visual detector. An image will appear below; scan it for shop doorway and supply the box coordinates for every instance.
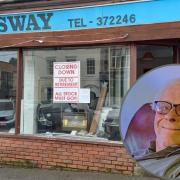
[137,45,174,78]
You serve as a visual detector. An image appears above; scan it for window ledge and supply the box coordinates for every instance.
[0,132,123,146]
[37,132,122,145]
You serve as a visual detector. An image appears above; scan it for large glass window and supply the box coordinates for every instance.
[21,46,130,141]
[0,51,17,133]
[137,45,173,77]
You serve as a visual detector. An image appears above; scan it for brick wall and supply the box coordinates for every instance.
[0,135,135,175]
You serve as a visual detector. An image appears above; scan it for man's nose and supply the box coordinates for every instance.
[166,107,178,122]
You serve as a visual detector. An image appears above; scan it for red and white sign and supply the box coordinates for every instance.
[53,61,80,103]
[54,77,79,88]
[54,88,79,102]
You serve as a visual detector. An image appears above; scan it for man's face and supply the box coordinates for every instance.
[154,82,180,151]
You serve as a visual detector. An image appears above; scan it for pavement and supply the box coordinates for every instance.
[0,167,163,180]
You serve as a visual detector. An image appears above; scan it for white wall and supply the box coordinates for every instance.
[21,51,39,134]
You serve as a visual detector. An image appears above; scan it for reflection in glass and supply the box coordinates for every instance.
[0,51,17,133]
[22,46,130,141]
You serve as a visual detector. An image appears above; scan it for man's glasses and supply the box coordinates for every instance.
[153,101,180,116]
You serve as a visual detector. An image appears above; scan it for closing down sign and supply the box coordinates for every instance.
[53,61,80,103]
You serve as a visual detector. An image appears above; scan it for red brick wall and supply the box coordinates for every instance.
[0,135,135,175]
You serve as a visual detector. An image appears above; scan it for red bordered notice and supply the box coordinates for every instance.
[53,61,80,103]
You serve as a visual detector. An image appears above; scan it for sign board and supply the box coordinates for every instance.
[1,0,180,34]
[53,61,80,103]
[79,88,90,103]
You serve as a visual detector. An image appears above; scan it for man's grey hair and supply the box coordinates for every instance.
[151,78,180,110]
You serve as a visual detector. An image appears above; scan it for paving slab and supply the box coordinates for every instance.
[0,167,163,180]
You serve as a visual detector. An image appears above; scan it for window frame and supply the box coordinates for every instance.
[0,44,137,137]
[86,58,95,75]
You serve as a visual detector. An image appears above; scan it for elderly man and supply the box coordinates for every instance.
[137,80,180,178]
[153,80,180,151]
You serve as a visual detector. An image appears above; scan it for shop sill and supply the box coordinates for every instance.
[0,132,123,147]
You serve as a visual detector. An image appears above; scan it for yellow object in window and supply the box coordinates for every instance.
[63,119,68,126]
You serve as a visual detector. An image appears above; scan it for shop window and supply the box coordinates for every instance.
[137,45,173,77]
[21,46,130,141]
[0,51,17,133]
[109,47,130,107]
[87,58,95,75]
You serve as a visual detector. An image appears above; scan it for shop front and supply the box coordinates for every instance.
[0,0,179,175]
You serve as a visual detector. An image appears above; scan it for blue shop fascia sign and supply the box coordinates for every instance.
[0,0,179,34]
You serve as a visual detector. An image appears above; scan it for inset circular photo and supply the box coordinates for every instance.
[119,64,180,179]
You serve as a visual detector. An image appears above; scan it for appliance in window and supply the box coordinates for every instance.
[62,112,87,132]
